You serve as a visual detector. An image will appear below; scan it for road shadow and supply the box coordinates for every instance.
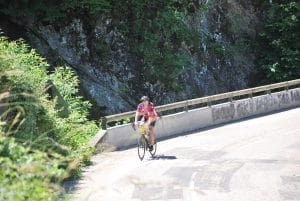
[149,154,177,160]
[62,179,79,194]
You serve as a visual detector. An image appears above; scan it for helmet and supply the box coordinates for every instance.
[140,95,149,101]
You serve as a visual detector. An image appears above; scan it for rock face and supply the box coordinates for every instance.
[1,0,264,116]
[182,0,263,96]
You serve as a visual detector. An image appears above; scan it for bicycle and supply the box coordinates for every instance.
[133,121,157,161]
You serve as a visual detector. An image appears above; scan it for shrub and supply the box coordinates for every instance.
[0,36,98,200]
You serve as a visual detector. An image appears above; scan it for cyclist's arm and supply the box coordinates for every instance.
[134,110,139,124]
[148,104,157,119]
[135,110,144,124]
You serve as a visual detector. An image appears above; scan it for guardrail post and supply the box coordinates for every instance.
[184,100,189,112]
[285,85,289,91]
[100,117,107,130]
[207,98,211,107]
[249,92,253,99]
[285,81,289,91]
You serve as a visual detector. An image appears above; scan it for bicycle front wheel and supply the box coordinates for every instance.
[137,136,146,161]
[149,142,157,157]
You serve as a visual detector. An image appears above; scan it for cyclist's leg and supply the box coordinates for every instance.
[148,118,156,145]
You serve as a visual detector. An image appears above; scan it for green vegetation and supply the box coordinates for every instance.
[0,0,200,91]
[256,1,300,82]
[0,37,98,200]
[0,1,298,199]
[0,0,298,88]
[114,1,198,90]
[0,0,111,22]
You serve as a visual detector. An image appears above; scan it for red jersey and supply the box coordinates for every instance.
[137,102,157,119]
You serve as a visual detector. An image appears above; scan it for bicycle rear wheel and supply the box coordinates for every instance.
[137,136,146,161]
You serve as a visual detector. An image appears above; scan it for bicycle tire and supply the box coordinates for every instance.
[149,142,157,157]
[137,136,146,161]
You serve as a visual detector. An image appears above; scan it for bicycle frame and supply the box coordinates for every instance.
[135,121,157,161]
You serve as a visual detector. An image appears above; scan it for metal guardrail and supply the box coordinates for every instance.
[102,79,300,127]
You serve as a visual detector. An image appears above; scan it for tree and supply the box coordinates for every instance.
[257,1,300,82]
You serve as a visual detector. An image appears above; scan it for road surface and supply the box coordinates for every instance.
[72,107,300,201]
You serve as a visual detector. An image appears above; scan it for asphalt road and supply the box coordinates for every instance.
[72,107,300,201]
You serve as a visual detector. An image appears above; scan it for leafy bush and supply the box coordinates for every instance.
[0,136,64,201]
[0,36,98,200]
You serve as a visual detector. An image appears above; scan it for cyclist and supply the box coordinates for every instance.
[134,96,157,151]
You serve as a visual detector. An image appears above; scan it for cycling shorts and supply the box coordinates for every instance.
[138,115,156,127]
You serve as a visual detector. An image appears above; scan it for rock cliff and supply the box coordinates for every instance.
[0,0,265,116]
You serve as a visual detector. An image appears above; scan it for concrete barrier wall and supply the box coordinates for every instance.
[98,88,300,150]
